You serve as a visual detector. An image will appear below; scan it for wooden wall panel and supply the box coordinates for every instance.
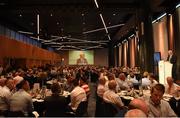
[0,35,61,67]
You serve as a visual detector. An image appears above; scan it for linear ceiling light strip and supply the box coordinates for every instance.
[83,23,124,34]
[37,14,40,41]
[94,0,111,40]
[94,0,99,8]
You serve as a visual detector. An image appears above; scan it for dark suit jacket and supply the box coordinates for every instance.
[167,54,177,79]
[167,54,177,64]
[44,94,68,117]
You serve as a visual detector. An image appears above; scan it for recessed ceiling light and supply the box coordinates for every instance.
[50,13,53,17]
[113,13,116,16]
[19,14,22,17]
[57,22,59,25]
[82,13,84,16]
[83,22,85,25]
[30,22,34,26]
[0,3,5,5]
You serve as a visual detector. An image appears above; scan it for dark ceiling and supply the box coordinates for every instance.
[0,0,179,51]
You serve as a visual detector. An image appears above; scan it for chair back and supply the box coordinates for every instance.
[7,111,25,117]
[75,101,88,116]
[103,101,118,117]
[95,96,104,116]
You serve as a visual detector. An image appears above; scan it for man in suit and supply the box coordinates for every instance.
[76,53,88,65]
[167,50,177,81]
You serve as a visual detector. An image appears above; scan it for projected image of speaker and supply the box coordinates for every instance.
[69,50,94,65]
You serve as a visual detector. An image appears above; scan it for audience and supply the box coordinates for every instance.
[0,64,179,117]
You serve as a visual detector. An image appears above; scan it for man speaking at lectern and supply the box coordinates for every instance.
[167,50,177,81]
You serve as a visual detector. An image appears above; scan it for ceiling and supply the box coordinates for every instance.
[0,0,178,51]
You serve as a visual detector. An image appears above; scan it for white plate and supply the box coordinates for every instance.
[163,94,173,98]
[36,99,44,102]
[32,98,44,102]
[122,96,134,100]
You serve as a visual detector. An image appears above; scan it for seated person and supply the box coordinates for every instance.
[116,98,149,117]
[165,77,180,116]
[44,83,69,116]
[79,76,90,98]
[127,71,139,86]
[124,109,147,117]
[115,73,130,90]
[148,73,158,88]
[0,78,13,116]
[128,98,149,116]
[146,84,176,117]
[70,79,87,111]
[97,77,106,98]
[165,76,179,97]
[9,80,33,116]
[103,80,124,109]
[64,75,74,92]
[141,71,151,89]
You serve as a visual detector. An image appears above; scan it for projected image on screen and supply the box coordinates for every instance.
[69,50,94,65]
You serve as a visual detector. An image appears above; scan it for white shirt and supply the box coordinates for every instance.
[0,86,12,110]
[70,86,87,111]
[10,89,33,116]
[141,77,151,87]
[103,89,124,108]
[115,78,130,90]
[147,98,176,117]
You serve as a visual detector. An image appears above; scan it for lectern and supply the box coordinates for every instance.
[158,60,172,85]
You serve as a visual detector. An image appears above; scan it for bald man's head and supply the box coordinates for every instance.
[125,109,147,117]
[128,98,148,115]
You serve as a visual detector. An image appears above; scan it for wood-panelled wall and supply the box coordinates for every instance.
[0,35,61,68]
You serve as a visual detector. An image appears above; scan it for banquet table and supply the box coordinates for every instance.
[32,90,71,116]
[117,89,180,116]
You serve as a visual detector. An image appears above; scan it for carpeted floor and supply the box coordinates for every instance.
[87,82,97,117]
